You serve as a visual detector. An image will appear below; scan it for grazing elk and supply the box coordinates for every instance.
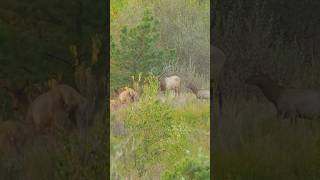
[211,46,226,127]
[118,87,139,104]
[245,73,320,122]
[186,83,210,99]
[159,75,181,96]
[26,84,88,134]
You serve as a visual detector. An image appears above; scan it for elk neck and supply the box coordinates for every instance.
[188,85,198,94]
[256,80,284,106]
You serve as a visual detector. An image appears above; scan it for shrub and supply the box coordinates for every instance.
[115,74,188,177]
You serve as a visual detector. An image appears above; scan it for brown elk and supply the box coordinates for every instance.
[26,84,88,134]
[159,75,181,96]
[186,83,210,99]
[211,46,226,124]
[118,87,139,104]
[245,73,320,122]
[110,99,121,110]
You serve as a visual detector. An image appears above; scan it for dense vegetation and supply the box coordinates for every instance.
[111,0,210,179]
[111,76,210,179]
[214,0,320,179]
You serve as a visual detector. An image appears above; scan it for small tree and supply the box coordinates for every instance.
[111,8,176,91]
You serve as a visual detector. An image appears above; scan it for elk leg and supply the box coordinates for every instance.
[277,111,288,126]
[217,84,223,117]
[175,88,178,97]
[294,116,298,124]
[218,90,223,118]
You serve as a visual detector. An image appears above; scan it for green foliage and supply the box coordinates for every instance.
[111,8,176,91]
[161,157,210,180]
[111,74,210,178]
[111,0,128,22]
[110,0,210,178]
[126,74,175,176]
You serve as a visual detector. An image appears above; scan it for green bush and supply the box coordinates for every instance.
[126,74,176,176]
[110,74,210,178]
[161,157,210,180]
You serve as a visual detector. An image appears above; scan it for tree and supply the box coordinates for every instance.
[111,8,176,91]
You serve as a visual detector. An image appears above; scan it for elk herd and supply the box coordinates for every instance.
[110,74,212,110]
[111,43,320,125]
[110,45,226,112]
[7,43,320,156]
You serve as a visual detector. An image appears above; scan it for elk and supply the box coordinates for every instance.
[159,75,181,96]
[245,73,320,122]
[110,99,121,110]
[118,87,139,104]
[211,46,226,124]
[26,84,88,134]
[186,83,210,99]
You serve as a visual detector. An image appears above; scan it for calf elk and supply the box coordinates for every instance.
[118,87,139,104]
[187,83,210,99]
